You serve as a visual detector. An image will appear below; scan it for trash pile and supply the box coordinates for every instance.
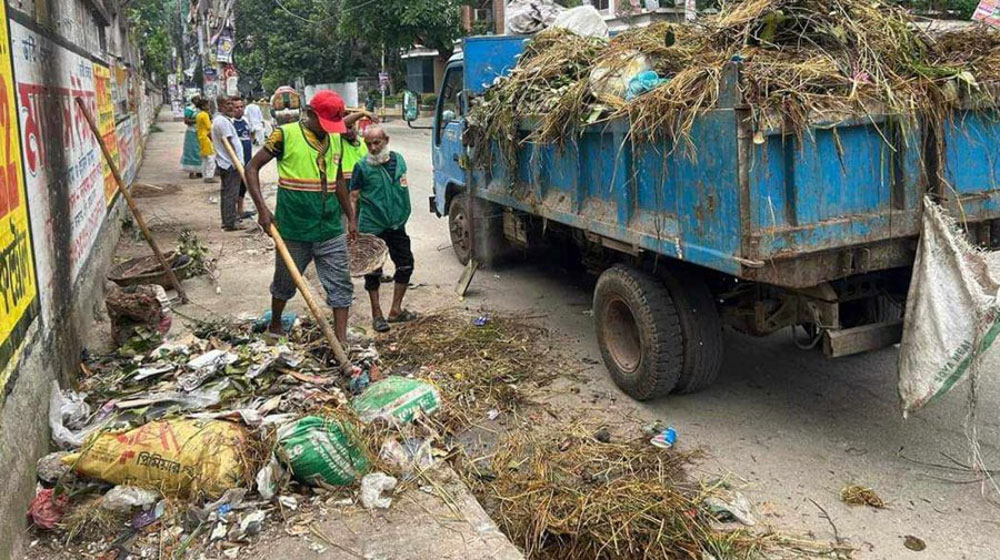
[31,302,443,558]
[468,0,1000,165]
[32,308,838,558]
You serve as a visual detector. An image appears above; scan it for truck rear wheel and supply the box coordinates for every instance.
[594,265,683,400]
[663,272,724,394]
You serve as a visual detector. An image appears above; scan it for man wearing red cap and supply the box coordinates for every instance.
[244,89,360,342]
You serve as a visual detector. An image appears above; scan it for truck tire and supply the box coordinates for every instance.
[663,272,724,394]
[448,193,507,266]
[594,265,683,400]
[449,193,472,265]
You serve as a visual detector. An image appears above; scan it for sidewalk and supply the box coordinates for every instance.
[116,109,524,560]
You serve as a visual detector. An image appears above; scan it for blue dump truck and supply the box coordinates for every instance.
[409,34,1000,401]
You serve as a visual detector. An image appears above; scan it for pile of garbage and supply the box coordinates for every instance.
[32,307,840,559]
[31,301,444,558]
[468,0,1000,166]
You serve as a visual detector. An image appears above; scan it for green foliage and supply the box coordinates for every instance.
[127,0,178,83]
[898,0,980,18]
[339,0,467,60]
[234,0,379,95]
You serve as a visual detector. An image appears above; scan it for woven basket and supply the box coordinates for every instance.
[349,233,389,277]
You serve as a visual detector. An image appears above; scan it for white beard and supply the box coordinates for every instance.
[366,148,391,166]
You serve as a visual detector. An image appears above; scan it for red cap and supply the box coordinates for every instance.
[308,90,347,133]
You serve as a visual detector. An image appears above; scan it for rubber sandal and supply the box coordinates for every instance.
[372,317,390,333]
[387,310,418,323]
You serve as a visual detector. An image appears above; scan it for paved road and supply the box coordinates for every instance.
[131,114,998,559]
[387,120,1000,560]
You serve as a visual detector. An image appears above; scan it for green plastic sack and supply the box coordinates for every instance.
[352,377,441,424]
[277,416,369,486]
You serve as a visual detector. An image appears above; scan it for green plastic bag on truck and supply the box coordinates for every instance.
[278,416,369,486]
[353,377,441,424]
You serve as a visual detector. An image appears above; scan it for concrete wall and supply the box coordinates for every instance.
[305,81,360,108]
[0,0,162,556]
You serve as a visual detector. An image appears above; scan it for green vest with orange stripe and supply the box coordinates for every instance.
[275,123,343,242]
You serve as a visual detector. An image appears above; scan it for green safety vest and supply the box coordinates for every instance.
[338,135,368,180]
[275,123,343,242]
[356,154,410,234]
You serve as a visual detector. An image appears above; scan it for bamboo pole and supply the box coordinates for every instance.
[75,97,189,303]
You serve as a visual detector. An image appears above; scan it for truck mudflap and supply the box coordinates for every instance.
[898,198,1000,416]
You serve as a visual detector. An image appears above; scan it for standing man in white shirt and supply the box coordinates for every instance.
[244,98,266,146]
[210,95,245,231]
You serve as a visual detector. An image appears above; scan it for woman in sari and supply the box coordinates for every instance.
[181,97,203,178]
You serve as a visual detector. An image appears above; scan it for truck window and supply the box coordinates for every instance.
[435,67,464,145]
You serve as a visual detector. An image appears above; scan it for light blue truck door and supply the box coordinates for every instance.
[432,64,466,215]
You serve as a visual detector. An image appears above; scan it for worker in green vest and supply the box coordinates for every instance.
[349,125,415,332]
[244,90,358,343]
[339,113,373,181]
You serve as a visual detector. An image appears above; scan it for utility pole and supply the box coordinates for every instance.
[380,45,386,120]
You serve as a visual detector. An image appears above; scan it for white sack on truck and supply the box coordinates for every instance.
[898,197,1000,415]
[552,5,609,39]
[505,0,564,35]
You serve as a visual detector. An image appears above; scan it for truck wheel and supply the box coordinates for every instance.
[594,265,683,400]
[449,193,472,265]
[663,272,724,394]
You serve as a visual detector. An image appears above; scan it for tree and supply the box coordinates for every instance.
[128,0,179,84]
[339,0,466,62]
[234,0,379,94]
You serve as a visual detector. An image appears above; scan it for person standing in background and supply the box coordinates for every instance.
[210,95,245,231]
[181,97,203,179]
[231,97,256,220]
[194,97,217,183]
[244,98,266,145]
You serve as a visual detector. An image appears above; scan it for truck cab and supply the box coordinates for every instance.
[426,53,471,261]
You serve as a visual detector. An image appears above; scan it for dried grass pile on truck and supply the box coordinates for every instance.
[467,0,1000,164]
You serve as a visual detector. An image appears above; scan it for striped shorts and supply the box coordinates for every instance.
[270,234,353,308]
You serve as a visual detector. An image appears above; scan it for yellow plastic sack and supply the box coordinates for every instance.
[62,419,250,499]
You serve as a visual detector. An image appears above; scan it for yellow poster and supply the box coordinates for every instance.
[94,62,119,203]
[0,0,40,388]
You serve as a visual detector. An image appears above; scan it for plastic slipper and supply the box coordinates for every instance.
[373,317,390,333]
[387,310,418,323]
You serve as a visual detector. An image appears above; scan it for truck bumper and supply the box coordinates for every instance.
[429,195,439,216]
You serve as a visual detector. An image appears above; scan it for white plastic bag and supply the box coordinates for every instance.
[551,5,609,39]
[505,0,563,35]
[898,198,1000,414]
[360,472,398,509]
[49,382,96,449]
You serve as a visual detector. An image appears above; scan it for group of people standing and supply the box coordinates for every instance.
[180,89,416,342]
[181,95,267,182]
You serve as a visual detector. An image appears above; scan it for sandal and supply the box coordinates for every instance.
[387,309,418,323]
[372,316,390,333]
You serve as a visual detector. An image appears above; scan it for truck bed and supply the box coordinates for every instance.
[464,35,1000,288]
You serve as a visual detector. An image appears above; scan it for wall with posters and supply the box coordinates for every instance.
[0,0,163,554]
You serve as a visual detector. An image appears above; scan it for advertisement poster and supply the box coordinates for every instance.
[216,28,234,64]
[0,3,40,386]
[116,116,137,187]
[11,21,106,324]
[973,0,1000,27]
[93,63,119,203]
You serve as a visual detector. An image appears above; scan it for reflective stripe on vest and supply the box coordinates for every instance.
[276,123,338,192]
